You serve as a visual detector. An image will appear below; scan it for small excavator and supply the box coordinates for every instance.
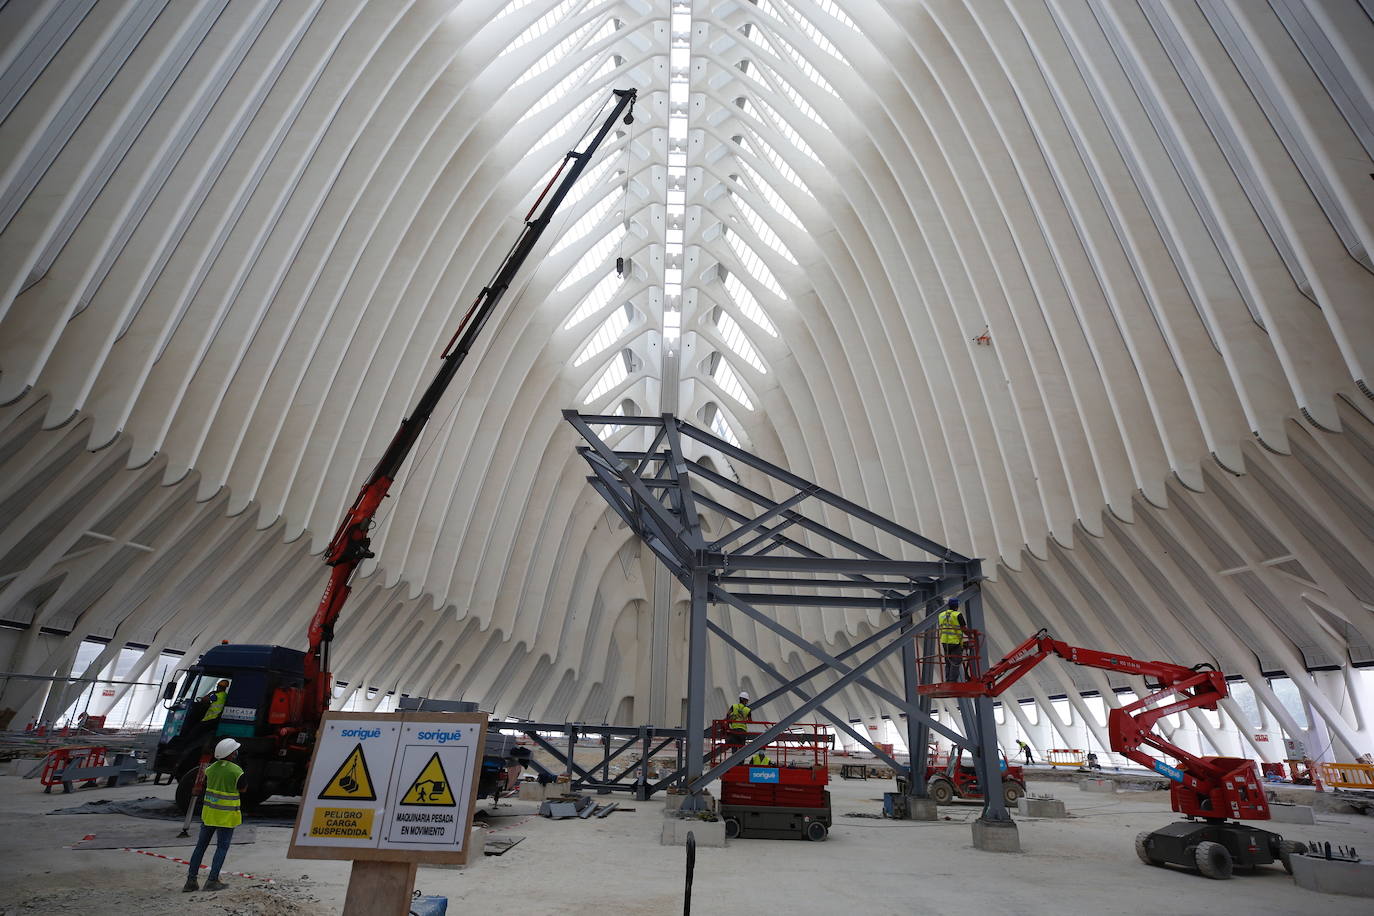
[154,87,638,811]
[921,628,1305,879]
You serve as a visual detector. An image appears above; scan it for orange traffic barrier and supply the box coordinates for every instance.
[1315,761,1374,790]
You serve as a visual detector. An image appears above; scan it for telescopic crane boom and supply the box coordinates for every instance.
[303,88,638,722]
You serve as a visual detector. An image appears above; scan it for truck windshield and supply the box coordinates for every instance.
[183,674,232,703]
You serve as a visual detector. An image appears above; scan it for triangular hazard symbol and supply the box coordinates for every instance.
[318,743,377,801]
[400,752,456,806]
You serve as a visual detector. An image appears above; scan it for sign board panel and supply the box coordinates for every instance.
[288,711,487,865]
[748,767,779,783]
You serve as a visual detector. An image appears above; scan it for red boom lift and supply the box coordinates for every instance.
[153,88,638,810]
[921,628,1306,878]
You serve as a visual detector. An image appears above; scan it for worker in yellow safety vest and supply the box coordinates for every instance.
[938,599,967,682]
[749,751,773,767]
[183,738,245,893]
[725,691,751,748]
[200,679,230,723]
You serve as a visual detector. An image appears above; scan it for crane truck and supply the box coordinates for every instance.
[921,627,1306,879]
[154,87,638,811]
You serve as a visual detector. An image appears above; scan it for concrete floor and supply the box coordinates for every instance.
[1,771,1371,915]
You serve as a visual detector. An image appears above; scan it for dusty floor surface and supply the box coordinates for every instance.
[1,771,1371,915]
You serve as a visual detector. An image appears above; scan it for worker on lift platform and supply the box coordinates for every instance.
[726,690,751,749]
[749,751,774,766]
[938,600,967,681]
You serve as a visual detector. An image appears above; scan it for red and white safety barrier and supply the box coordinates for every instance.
[121,846,275,882]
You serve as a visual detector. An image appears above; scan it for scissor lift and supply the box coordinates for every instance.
[714,720,832,841]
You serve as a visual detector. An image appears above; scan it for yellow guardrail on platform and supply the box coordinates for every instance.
[1316,761,1374,790]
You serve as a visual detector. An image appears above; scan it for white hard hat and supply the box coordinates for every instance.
[214,738,241,759]
[738,690,750,701]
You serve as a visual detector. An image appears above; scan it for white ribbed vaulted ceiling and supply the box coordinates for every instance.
[1,0,1373,760]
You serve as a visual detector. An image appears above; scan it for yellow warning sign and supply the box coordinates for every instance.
[399,752,456,806]
[318,743,377,801]
[309,806,374,839]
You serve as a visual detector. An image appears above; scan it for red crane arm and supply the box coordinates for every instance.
[973,630,1233,793]
[299,88,638,724]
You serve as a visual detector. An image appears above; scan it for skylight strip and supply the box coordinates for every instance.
[573,304,631,366]
[564,271,622,328]
[739,130,814,197]
[762,71,830,131]
[773,0,851,64]
[733,193,798,265]
[500,0,585,57]
[532,90,605,153]
[737,160,803,228]
[713,358,755,410]
[584,353,629,403]
[709,405,742,446]
[550,188,619,255]
[715,309,767,373]
[767,31,840,97]
[722,272,779,336]
[751,97,822,163]
[556,224,625,290]
[514,18,601,88]
[726,230,787,299]
[812,0,860,32]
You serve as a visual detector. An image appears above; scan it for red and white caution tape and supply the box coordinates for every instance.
[121,846,275,882]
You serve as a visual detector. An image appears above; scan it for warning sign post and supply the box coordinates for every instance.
[288,711,487,867]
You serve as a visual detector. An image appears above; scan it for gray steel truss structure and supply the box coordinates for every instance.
[566,412,1011,822]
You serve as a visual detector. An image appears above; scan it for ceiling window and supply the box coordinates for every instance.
[714,308,766,372]
[564,272,623,328]
[725,230,787,299]
[732,193,797,265]
[550,189,620,255]
[722,270,778,336]
[584,348,635,404]
[557,224,625,290]
[574,302,634,366]
[712,356,754,410]
[736,160,803,228]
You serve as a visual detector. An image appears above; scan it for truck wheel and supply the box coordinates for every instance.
[926,779,954,805]
[805,821,828,841]
[174,770,202,816]
[1195,840,1233,879]
[1278,840,1307,875]
[1002,782,1025,806]
[1135,831,1162,866]
[724,818,741,839]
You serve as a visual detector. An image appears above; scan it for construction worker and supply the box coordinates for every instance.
[183,738,245,893]
[1016,738,1034,766]
[938,599,967,681]
[725,690,751,749]
[200,679,230,723]
[748,750,774,766]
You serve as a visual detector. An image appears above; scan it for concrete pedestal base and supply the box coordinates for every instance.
[906,797,938,820]
[1291,854,1374,897]
[660,816,727,847]
[1018,797,1068,818]
[971,817,1021,853]
[1081,778,1116,793]
[1267,803,1315,825]
[518,781,557,801]
[664,792,716,814]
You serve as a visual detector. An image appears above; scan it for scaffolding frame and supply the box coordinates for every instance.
[565,412,1011,822]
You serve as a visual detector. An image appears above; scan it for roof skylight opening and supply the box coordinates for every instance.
[556,224,625,290]
[514,18,602,89]
[494,0,539,22]
[550,189,619,255]
[754,90,826,151]
[732,194,797,264]
[725,230,787,299]
[663,308,681,343]
[714,309,767,372]
[521,53,618,120]
[741,128,813,197]
[500,0,583,57]
[769,32,840,97]
[573,302,634,366]
[812,0,861,31]
[591,398,633,438]
[532,90,604,153]
[736,161,803,228]
[772,0,852,64]
[703,402,742,446]
[663,3,692,356]
[712,358,754,410]
[583,349,633,404]
[564,271,623,328]
[722,271,779,336]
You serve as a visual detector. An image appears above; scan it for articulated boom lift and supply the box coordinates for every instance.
[924,629,1303,879]
[154,89,638,810]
